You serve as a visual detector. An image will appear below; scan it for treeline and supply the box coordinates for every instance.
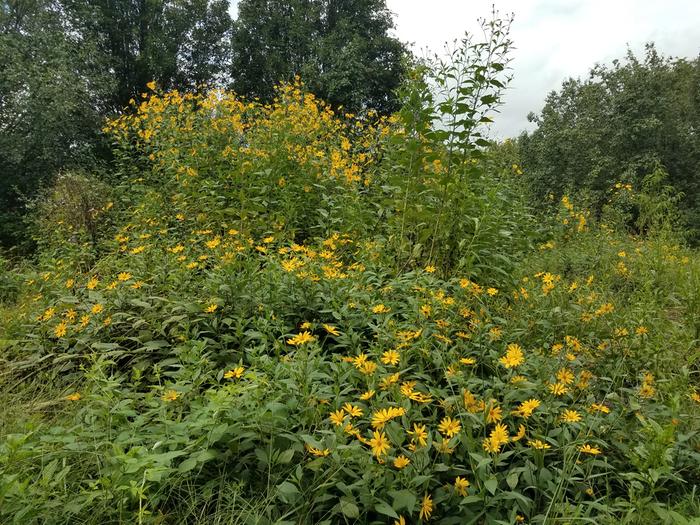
[519,45,700,243]
[0,0,408,249]
[3,3,700,252]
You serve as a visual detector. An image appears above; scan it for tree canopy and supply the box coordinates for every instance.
[231,0,409,114]
[0,0,112,247]
[519,45,700,241]
[63,0,232,110]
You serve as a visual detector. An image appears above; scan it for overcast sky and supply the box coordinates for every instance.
[230,0,700,138]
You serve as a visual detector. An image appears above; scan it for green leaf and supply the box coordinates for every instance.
[277,448,295,464]
[484,477,498,495]
[277,481,300,504]
[389,490,416,512]
[374,501,399,519]
[339,497,359,518]
[178,457,197,473]
[506,471,519,490]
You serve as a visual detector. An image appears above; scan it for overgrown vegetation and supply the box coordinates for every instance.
[1,12,699,525]
[0,0,407,248]
[519,44,700,244]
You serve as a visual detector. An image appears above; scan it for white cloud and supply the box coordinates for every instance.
[387,0,700,137]
[229,1,700,137]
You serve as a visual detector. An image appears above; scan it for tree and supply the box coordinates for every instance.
[0,0,112,248]
[63,0,232,110]
[0,0,232,250]
[231,0,408,114]
[519,45,700,241]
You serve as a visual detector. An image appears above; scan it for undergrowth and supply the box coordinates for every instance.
[1,17,699,525]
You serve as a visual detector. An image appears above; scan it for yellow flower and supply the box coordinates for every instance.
[106,281,118,290]
[407,423,428,447]
[54,322,68,338]
[342,403,363,417]
[381,349,400,365]
[460,356,476,365]
[359,389,375,400]
[371,304,390,314]
[548,382,569,396]
[343,422,360,438]
[486,403,503,424]
[437,416,461,438]
[579,443,602,455]
[589,403,611,414]
[419,493,433,521]
[639,383,656,399]
[393,455,410,469]
[223,366,244,379]
[499,343,525,368]
[490,423,509,446]
[65,279,74,289]
[560,409,582,423]
[371,407,405,429]
[358,360,377,375]
[556,367,574,385]
[146,80,156,90]
[65,392,81,401]
[368,430,390,457]
[393,517,406,525]
[454,476,470,496]
[329,409,346,426]
[691,391,700,404]
[205,304,218,313]
[513,398,540,419]
[91,304,103,315]
[200,238,220,252]
[287,331,315,346]
[322,323,340,336]
[482,437,501,454]
[487,287,498,296]
[424,265,436,273]
[512,424,526,442]
[528,439,551,450]
[305,444,331,457]
[117,272,132,281]
[86,277,99,290]
[162,390,179,402]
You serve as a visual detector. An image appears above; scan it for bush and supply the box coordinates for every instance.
[1,18,699,525]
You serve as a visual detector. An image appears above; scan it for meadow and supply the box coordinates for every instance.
[1,46,699,525]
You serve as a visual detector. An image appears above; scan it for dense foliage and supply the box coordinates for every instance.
[0,0,112,247]
[1,20,700,524]
[0,0,406,249]
[231,0,408,114]
[519,45,700,243]
[62,0,232,109]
